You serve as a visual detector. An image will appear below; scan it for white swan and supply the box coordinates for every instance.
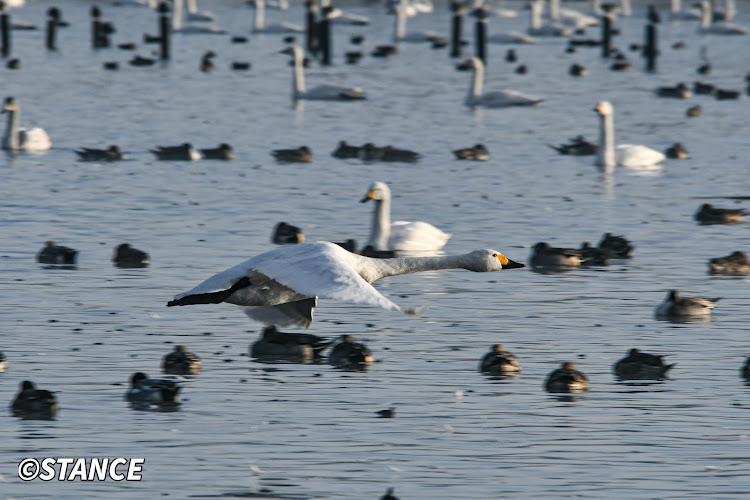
[2,97,52,152]
[172,0,225,33]
[594,101,665,171]
[669,0,702,20]
[361,182,451,252]
[463,57,543,108]
[287,45,366,101]
[527,1,571,37]
[698,0,747,34]
[488,29,538,44]
[393,5,444,43]
[167,241,524,327]
[549,0,599,28]
[185,0,216,22]
[252,0,304,33]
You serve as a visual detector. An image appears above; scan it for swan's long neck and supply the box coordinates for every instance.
[701,1,711,28]
[670,0,680,13]
[394,8,407,41]
[592,0,601,13]
[530,1,542,30]
[596,111,615,172]
[725,0,736,21]
[172,0,183,30]
[366,198,391,251]
[292,48,305,96]
[550,0,560,20]
[620,0,631,16]
[254,0,265,30]
[467,61,484,104]
[362,253,480,283]
[186,0,197,14]
[2,107,19,150]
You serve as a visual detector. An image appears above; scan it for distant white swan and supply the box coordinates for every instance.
[463,57,543,108]
[172,0,225,33]
[698,0,746,34]
[185,0,216,22]
[167,241,524,327]
[527,0,570,37]
[669,0,702,20]
[361,181,451,252]
[393,5,444,42]
[2,97,52,152]
[549,0,599,28]
[488,30,538,44]
[252,0,304,33]
[287,45,366,101]
[594,101,665,171]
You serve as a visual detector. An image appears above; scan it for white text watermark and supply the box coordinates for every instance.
[18,458,144,481]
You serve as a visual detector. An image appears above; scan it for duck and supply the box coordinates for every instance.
[694,203,747,224]
[129,55,156,67]
[200,50,216,72]
[715,88,740,100]
[544,362,589,393]
[529,242,583,270]
[461,57,543,108]
[453,143,489,161]
[372,45,398,57]
[6,58,21,69]
[741,357,750,380]
[103,61,119,70]
[166,242,524,328]
[549,135,597,156]
[693,81,716,95]
[379,488,400,500]
[75,145,126,162]
[708,250,749,276]
[231,61,251,71]
[37,241,78,265]
[655,290,720,320]
[0,352,6,373]
[360,144,421,163]
[162,345,201,375]
[597,233,634,258]
[250,325,332,362]
[328,334,373,369]
[125,372,181,404]
[284,45,365,101]
[656,82,691,98]
[569,63,587,76]
[361,181,451,252]
[665,142,689,159]
[272,222,305,244]
[479,344,521,375]
[697,0,746,34]
[10,380,59,420]
[687,105,702,117]
[112,243,149,268]
[2,97,52,151]
[577,242,610,266]
[251,0,304,34]
[613,348,675,380]
[151,143,201,161]
[271,145,313,163]
[594,101,665,171]
[200,143,234,160]
[331,140,361,159]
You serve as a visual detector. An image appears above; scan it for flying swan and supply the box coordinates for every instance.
[167,241,524,328]
[594,101,665,171]
[361,181,451,252]
[2,97,52,151]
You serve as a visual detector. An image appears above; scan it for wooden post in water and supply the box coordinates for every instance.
[644,23,657,72]
[46,7,60,51]
[1,2,11,58]
[600,13,611,58]
[474,4,487,66]
[305,0,318,57]
[158,1,170,60]
[319,5,331,65]
[450,1,464,58]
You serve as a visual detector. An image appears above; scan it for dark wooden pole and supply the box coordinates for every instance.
[450,1,464,58]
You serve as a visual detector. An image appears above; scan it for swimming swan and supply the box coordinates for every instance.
[361,181,451,252]
[252,0,304,33]
[286,45,366,101]
[462,57,543,108]
[2,97,52,151]
[698,0,746,34]
[167,241,524,328]
[594,101,665,171]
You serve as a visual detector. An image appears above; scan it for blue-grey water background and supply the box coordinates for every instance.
[2,0,750,497]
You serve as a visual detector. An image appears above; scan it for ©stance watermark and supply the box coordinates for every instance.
[18,458,145,481]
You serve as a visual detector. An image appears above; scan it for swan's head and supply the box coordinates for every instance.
[360,181,391,203]
[455,57,482,72]
[466,249,525,272]
[2,97,18,113]
[594,101,613,116]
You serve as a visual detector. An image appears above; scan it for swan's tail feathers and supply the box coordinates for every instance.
[403,305,428,317]
[241,297,318,329]
[167,277,252,307]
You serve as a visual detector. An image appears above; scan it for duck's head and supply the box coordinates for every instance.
[360,181,391,203]
[20,380,36,391]
[130,372,149,386]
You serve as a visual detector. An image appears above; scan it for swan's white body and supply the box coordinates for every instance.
[168,241,522,327]
[289,46,366,101]
[321,0,370,25]
[594,101,665,171]
[2,97,52,152]
[488,31,538,44]
[112,0,156,7]
[549,0,599,27]
[362,182,450,252]
[669,0,702,20]
[698,0,746,34]
[393,6,442,42]
[185,0,216,22]
[252,0,304,33]
[527,1,571,37]
[172,0,225,33]
[464,57,543,108]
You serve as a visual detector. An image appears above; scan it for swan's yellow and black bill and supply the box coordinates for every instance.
[498,254,525,269]
[360,190,375,203]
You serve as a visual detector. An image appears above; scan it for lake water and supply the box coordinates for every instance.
[2,0,750,498]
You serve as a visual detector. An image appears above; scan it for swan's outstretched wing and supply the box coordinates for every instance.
[169,242,401,312]
[389,221,450,252]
